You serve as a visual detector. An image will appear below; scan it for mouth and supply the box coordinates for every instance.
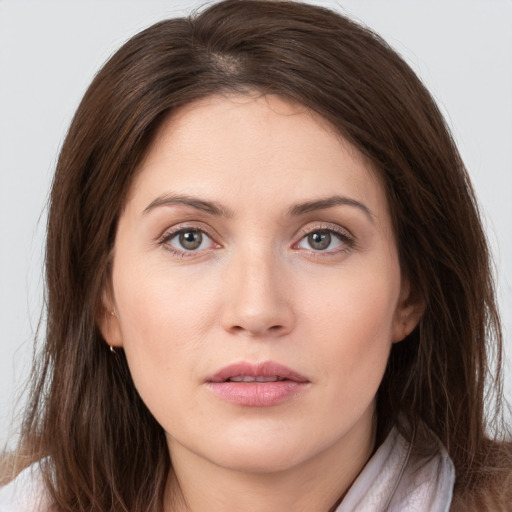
[205,361,310,407]
[207,361,309,384]
[226,375,288,382]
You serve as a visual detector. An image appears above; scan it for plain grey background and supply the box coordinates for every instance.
[1,0,511,449]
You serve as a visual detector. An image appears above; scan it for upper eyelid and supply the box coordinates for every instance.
[295,222,354,240]
[158,226,219,256]
[158,222,218,242]
[293,224,356,253]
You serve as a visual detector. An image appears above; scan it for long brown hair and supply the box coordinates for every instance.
[7,1,511,510]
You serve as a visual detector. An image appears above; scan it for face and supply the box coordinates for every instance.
[102,94,419,476]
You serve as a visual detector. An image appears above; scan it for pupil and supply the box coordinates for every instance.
[309,231,331,250]
[179,231,202,250]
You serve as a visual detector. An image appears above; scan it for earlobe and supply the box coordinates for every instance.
[97,290,123,348]
[392,282,425,343]
[392,304,423,343]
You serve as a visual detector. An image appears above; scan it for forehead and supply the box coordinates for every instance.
[127,93,388,217]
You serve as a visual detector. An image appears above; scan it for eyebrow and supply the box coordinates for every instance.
[288,195,374,223]
[143,192,373,222]
[143,193,234,217]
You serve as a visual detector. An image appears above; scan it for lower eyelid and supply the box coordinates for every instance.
[293,226,356,254]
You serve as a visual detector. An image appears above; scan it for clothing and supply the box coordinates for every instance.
[335,426,454,512]
[0,427,454,512]
[0,461,50,512]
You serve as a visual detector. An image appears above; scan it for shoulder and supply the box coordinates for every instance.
[0,462,50,512]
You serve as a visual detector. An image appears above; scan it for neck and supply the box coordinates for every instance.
[164,413,376,512]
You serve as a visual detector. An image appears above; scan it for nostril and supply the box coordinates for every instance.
[228,323,285,336]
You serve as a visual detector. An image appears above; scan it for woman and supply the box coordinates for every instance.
[0,0,510,510]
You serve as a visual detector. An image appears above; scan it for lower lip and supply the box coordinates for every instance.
[206,381,308,407]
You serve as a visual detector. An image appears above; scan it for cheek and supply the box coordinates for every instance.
[111,258,210,381]
[307,264,399,336]
[302,264,399,392]
[111,265,216,429]
[115,253,218,338]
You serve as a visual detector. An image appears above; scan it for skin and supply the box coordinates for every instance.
[100,94,422,512]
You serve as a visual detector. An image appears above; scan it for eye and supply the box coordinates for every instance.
[161,228,217,253]
[296,228,352,252]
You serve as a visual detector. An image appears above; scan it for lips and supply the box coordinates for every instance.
[207,361,309,383]
[206,361,310,407]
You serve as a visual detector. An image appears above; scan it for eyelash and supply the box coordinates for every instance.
[294,224,355,256]
[158,224,219,258]
[157,223,355,257]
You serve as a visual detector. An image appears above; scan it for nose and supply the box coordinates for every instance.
[220,247,295,338]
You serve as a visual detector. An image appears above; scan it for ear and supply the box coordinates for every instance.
[392,279,424,343]
[96,287,123,349]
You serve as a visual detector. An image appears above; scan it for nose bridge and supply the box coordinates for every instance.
[221,241,294,337]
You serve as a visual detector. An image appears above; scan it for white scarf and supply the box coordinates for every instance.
[336,426,455,512]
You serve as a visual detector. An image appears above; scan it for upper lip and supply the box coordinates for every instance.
[206,361,309,383]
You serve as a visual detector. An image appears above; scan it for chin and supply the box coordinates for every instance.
[211,442,310,474]
[200,422,340,475]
